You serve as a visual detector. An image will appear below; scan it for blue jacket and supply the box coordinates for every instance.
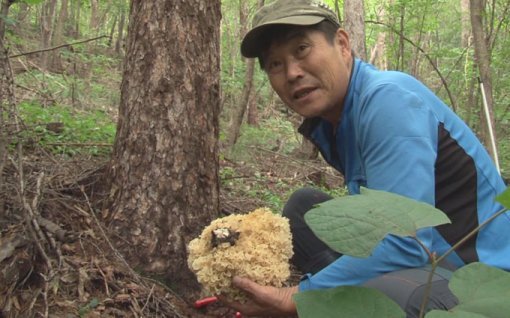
[298,59,508,291]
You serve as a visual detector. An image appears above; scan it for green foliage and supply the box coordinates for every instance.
[228,117,299,161]
[18,100,115,156]
[19,0,45,4]
[496,187,510,209]
[294,285,405,318]
[304,187,450,257]
[294,187,510,317]
[427,263,510,318]
[78,298,99,317]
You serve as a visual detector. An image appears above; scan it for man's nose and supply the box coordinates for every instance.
[285,59,304,83]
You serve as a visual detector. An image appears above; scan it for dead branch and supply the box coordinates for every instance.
[8,35,109,59]
[366,20,457,111]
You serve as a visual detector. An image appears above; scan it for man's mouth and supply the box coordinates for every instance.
[293,87,317,100]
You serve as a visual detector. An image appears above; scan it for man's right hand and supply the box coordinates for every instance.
[219,276,299,317]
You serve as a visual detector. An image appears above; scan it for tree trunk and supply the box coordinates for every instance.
[227,57,254,146]
[0,0,11,40]
[40,0,57,70]
[51,0,68,71]
[470,0,499,164]
[106,0,221,289]
[73,0,81,38]
[343,0,366,59]
[89,0,99,33]
[0,0,15,218]
[115,6,126,54]
[369,3,388,70]
[461,0,471,47]
[247,87,259,126]
[227,0,264,147]
[108,14,117,47]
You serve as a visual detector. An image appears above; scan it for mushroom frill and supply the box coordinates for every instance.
[187,208,293,302]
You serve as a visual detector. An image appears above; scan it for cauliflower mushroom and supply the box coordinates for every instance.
[187,208,293,302]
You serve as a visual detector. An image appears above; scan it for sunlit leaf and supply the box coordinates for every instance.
[496,187,510,209]
[304,188,450,257]
[19,0,45,4]
[294,285,405,318]
[426,263,510,318]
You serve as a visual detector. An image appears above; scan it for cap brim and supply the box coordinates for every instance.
[241,15,325,58]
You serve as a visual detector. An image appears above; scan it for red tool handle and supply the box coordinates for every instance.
[194,296,218,308]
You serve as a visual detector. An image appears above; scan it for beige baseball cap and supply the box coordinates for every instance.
[241,0,339,58]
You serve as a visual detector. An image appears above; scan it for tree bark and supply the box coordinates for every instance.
[344,0,366,59]
[115,5,126,54]
[106,0,221,288]
[227,0,264,146]
[0,0,11,41]
[369,3,388,70]
[0,0,15,219]
[89,0,99,33]
[470,0,498,163]
[461,0,471,47]
[40,0,58,70]
[51,0,68,71]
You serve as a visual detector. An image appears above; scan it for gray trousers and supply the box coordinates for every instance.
[282,187,459,318]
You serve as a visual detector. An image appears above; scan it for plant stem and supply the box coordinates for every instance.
[418,257,437,318]
[435,207,507,265]
[417,206,508,318]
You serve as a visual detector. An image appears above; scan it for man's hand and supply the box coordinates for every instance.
[220,276,299,317]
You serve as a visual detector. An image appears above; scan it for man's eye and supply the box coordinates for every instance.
[296,45,310,57]
[266,60,283,73]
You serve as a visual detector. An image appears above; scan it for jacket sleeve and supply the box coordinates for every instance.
[300,80,439,291]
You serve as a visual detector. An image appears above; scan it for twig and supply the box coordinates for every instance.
[45,142,113,148]
[79,188,186,317]
[418,206,509,318]
[366,20,457,111]
[141,284,156,314]
[8,35,109,59]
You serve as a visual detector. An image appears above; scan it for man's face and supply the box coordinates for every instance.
[263,27,353,124]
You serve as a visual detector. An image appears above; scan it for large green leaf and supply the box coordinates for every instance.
[304,187,450,257]
[496,187,510,210]
[426,263,510,318]
[293,285,405,318]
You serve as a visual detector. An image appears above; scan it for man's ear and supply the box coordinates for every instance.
[335,28,351,55]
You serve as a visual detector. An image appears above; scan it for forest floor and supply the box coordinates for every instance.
[0,142,343,318]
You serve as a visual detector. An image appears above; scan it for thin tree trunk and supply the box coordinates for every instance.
[40,0,57,69]
[115,6,125,54]
[106,0,221,289]
[470,0,498,163]
[461,0,471,47]
[51,0,68,71]
[89,0,99,32]
[74,0,81,39]
[0,0,11,40]
[369,4,387,70]
[108,14,117,47]
[398,4,405,70]
[247,87,259,126]
[0,0,15,218]
[227,0,264,146]
[343,0,366,59]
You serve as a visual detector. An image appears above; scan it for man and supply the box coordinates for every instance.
[223,0,509,317]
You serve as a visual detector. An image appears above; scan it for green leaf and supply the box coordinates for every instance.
[19,0,45,4]
[304,187,450,257]
[496,187,510,210]
[426,263,510,318]
[293,286,405,318]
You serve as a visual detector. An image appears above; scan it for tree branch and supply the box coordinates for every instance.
[366,20,458,111]
[8,35,109,59]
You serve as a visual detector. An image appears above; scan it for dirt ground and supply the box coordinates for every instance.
[0,146,342,318]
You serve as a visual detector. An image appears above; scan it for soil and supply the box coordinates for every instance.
[0,146,343,318]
